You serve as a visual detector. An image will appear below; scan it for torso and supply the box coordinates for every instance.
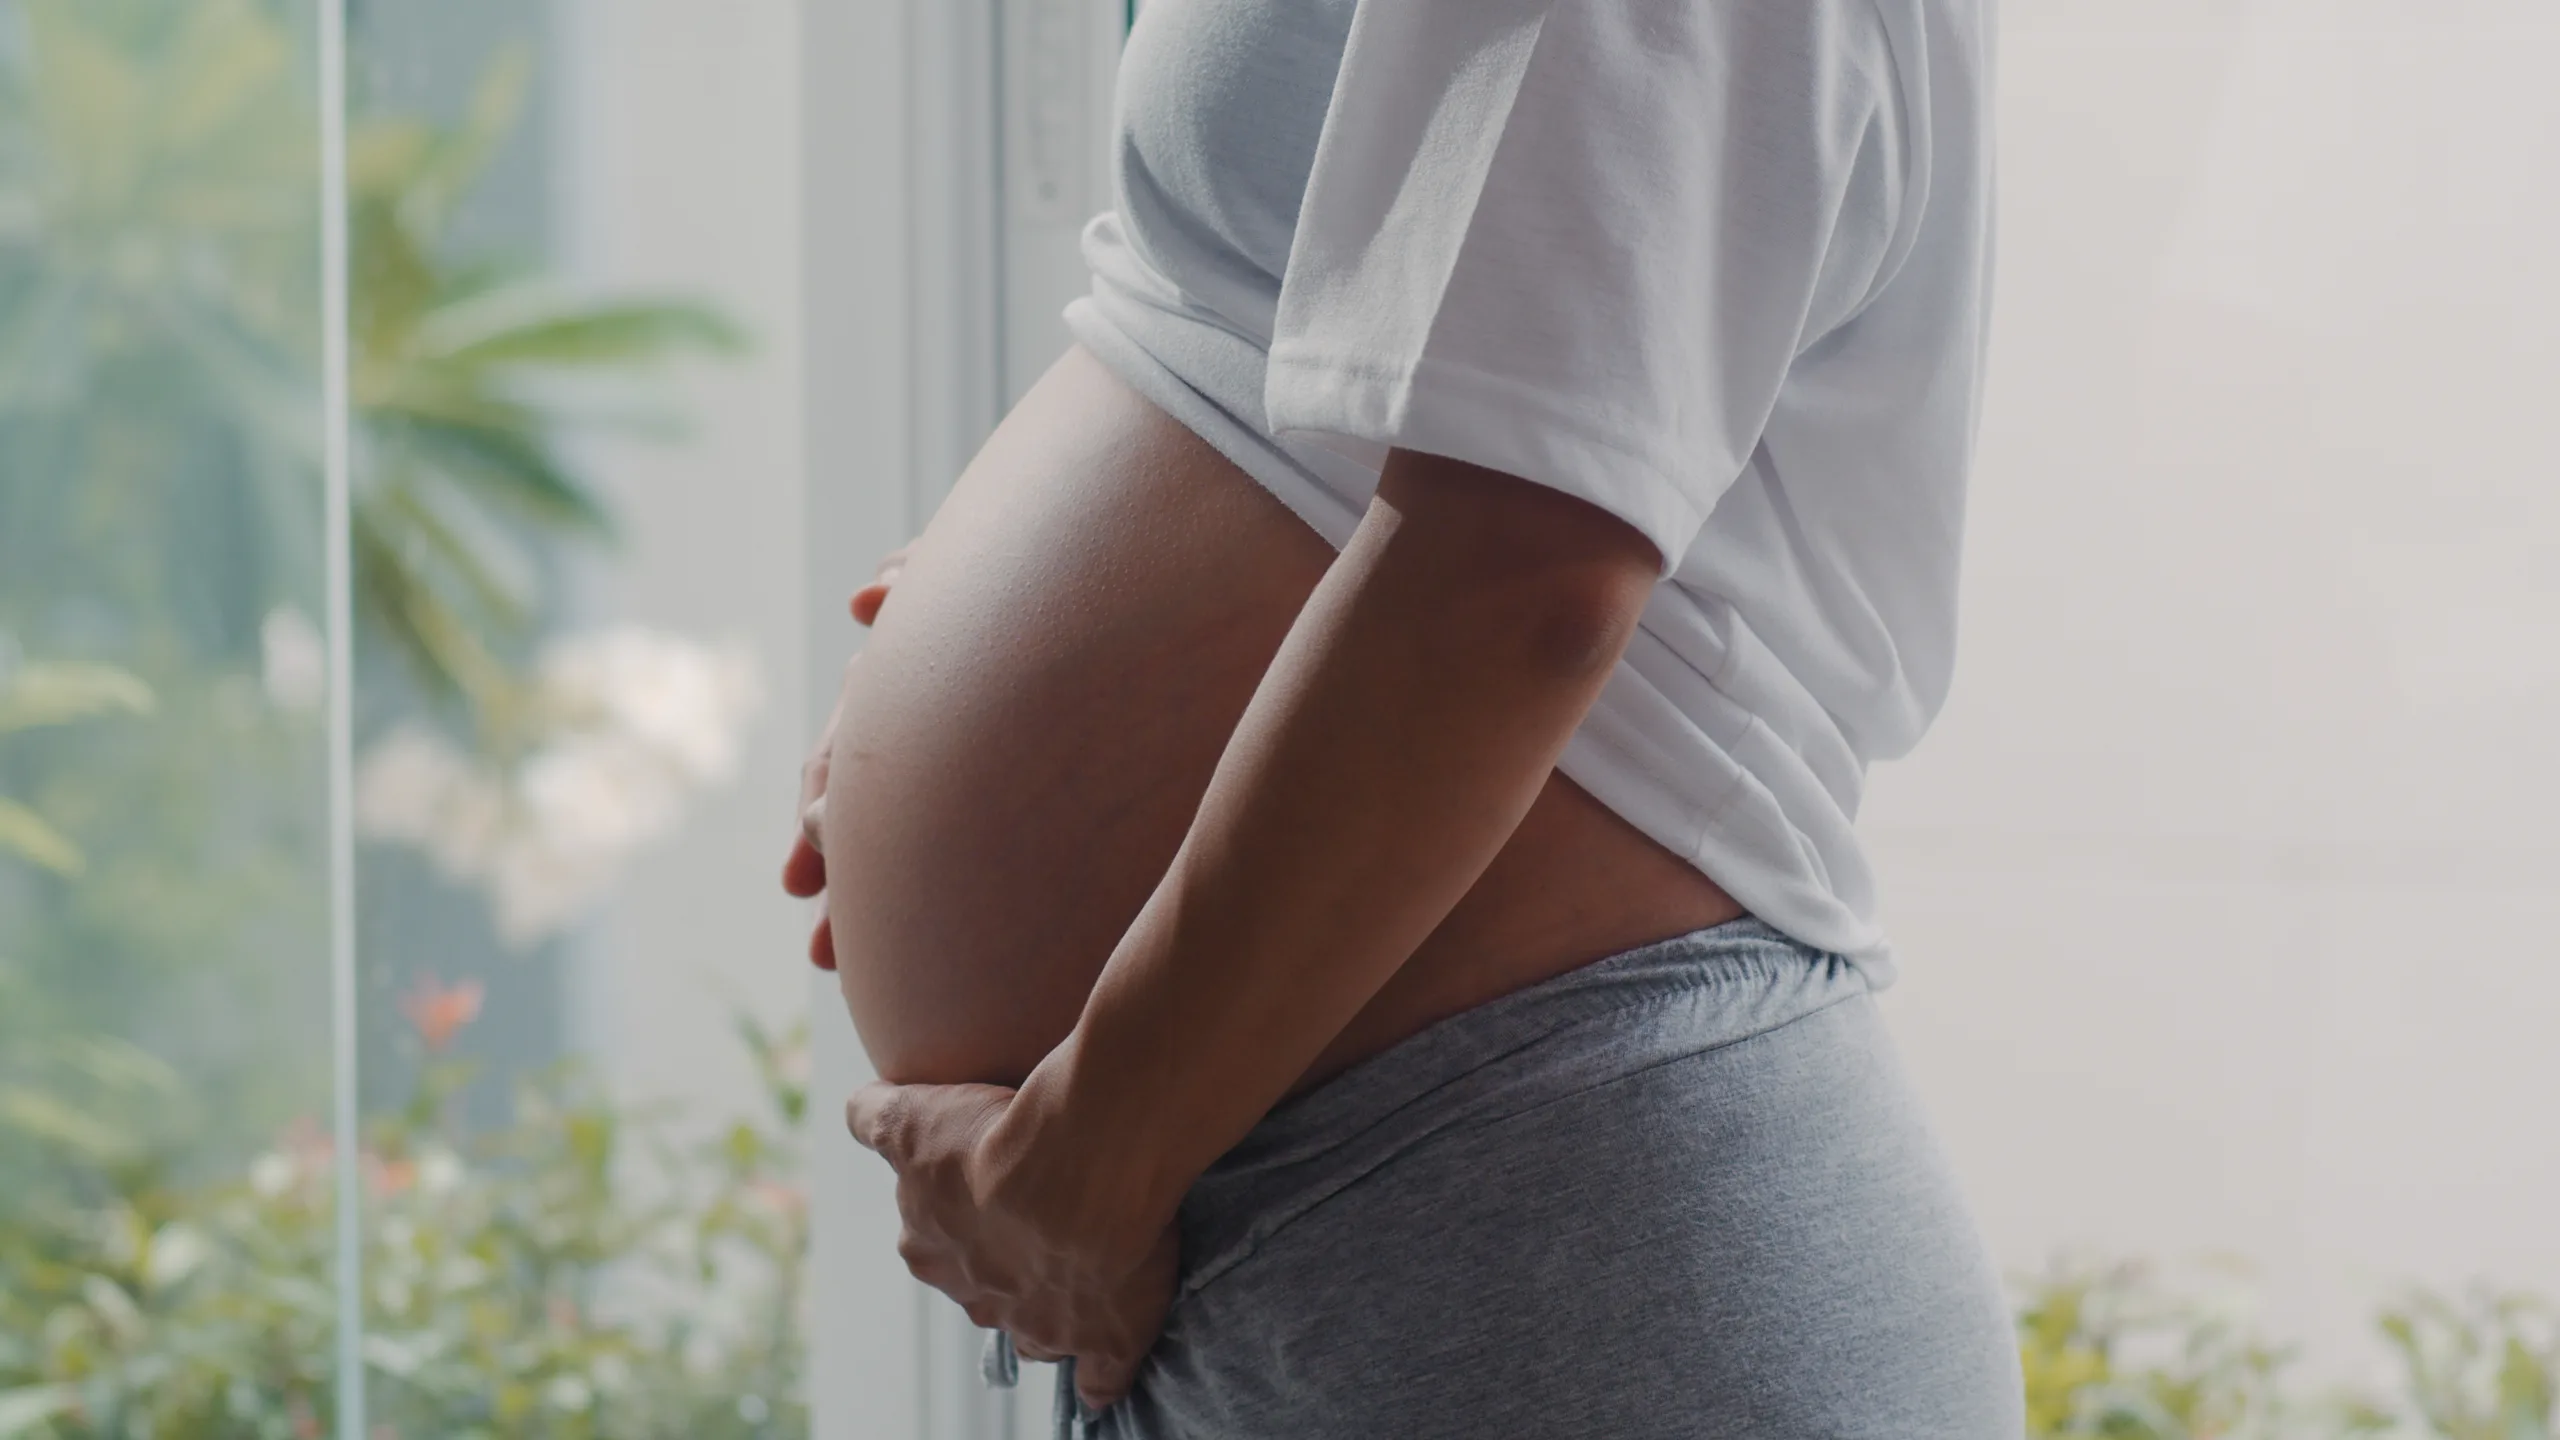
[823,347,1742,1093]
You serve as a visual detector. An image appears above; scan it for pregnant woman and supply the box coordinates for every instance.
[785,0,2020,1434]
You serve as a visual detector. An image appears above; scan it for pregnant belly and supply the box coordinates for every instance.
[824,347,1741,1089]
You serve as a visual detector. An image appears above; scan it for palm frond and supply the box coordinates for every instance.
[413,286,746,370]
[389,414,615,537]
[0,662,154,735]
[351,504,515,711]
[369,469,538,631]
[0,796,83,875]
[398,42,533,244]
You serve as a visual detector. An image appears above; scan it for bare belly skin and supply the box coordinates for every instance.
[824,346,1742,1091]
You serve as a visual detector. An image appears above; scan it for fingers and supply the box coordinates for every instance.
[800,794,828,856]
[844,1081,908,1160]
[782,831,828,899]
[1077,1350,1139,1412]
[806,912,836,972]
[851,548,909,627]
[850,581,892,627]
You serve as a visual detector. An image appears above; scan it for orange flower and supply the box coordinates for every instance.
[748,1180,807,1220]
[401,974,484,1053]
[366,1155,418,1199]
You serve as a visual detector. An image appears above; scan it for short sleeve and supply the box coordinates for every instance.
[1263,0,1903,572]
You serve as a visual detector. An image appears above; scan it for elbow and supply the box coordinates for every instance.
[1522,572,1648,682]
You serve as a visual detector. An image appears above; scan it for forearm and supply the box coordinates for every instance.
[1000,449,1659,1232]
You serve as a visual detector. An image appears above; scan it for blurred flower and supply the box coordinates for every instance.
[400,974,484,1053]
[748,1180,807,1226]
[543,626,760,785]
[144,1223,212,1292]
[415,1145,465,1197]
[366,1156,418,1200]
[589,1353,632,1394]
[247,1151,296,1199]
[259,606,327,713]
[545,1375,594,1413]
[354,726,492,877]
[351,627,760,946]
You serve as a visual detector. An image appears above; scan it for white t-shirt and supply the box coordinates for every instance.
[1066,0,1998,978]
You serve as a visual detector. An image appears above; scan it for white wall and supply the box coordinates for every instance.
[551,1,938,1426]
[1872,0,2560,1378]
[550,0,809,1159]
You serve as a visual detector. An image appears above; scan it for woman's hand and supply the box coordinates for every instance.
[847,1079,1179,1413]
[782,546,910,970]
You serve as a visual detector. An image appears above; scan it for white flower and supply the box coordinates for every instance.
[415,1145,466,1197]
[248,1151,296,1199]
[518,730,685,856]
[485,830,620,949]
[353,627,760,946]
[589,1353,632,1394]
[259,606,327,713]
[354,726,475,848]
[541,627,760,784]
[545,1375,594,1413]
[144,1222,211,1291]
[420,770,509,882]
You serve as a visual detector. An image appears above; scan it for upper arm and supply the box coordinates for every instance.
[1373,447,1661,679]
[1263,0,1904,576]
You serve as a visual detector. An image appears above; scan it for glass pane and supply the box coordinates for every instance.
[0,0,347,1430]
[342,3,807,1434]
[1871,0,2560,1382]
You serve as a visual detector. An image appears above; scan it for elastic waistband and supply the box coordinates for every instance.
[1176,917,1867,1298]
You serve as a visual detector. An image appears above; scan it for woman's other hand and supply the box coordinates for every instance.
[846,1078,1179,1413]
[783,545,910,969]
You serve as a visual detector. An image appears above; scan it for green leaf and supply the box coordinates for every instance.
[415,287,745,369]
[406,44,534,240]
[388,414,615,537]
[371,470,539,629]
[0,1385,79,1439]
[0,795,84,874]
[0,1082,142,1160]
[0,661,155,734]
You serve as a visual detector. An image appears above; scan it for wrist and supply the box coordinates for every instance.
[984,1028,1192,1262]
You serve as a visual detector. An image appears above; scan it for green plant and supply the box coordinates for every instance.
[2379,1288,2557,1440]
[2018,1261,2557,1440]
[0,0,748,1183]
[0,660,153,876]
[2019,1258,2307,1440]
[0,0,742,712]
[344,44,742,737]
[0,994,809,1439]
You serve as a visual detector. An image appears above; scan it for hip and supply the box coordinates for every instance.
[1071,919,2021,1439]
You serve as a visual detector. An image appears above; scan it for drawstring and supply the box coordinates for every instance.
[1052,1357,1103,1438]
[983,1332,1103,1438]
[980,1328,1020,1389]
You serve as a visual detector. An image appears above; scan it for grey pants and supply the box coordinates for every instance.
[1049,919,2023,1438]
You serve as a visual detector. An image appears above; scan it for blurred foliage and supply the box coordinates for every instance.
[343,40,741,742]
[2378,1290,2558,1440]
[2019,1259,2557,1440]
[0,1004,809,1439]
[0,0,742,1171]
[0,660,152,876]
[0,0,740,709]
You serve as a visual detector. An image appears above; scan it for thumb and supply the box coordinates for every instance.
[1076,1349,1139,1413]
[844,1081,913,1163]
